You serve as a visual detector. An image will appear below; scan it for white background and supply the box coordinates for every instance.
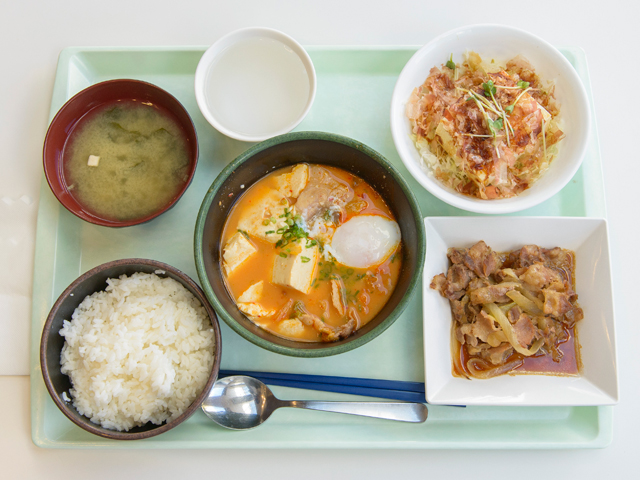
[1,0,639,478]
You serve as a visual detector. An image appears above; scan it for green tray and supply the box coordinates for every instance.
[30,46,612,448]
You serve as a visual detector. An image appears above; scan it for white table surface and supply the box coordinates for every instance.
[2,0,639,477]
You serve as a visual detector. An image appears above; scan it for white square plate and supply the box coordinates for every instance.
[424,216,618,406]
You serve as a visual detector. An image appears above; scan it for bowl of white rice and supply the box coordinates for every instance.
[40,258,221,440]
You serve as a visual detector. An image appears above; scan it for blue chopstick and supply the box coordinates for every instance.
[253,377,426,403]
[218,370,464,407]
[219,369,425,393]
[218,370,426,403]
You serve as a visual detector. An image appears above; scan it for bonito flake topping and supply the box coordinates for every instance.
[406,52,563,199]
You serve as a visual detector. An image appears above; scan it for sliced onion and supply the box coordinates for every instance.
[486,331,508,347]
[506,290,543,315]
[451,324,467,378]
[499,301,516,314]
[466,357,523,379]
[516,286,545,311]
[484,303,544,356]
[499,268,519,281]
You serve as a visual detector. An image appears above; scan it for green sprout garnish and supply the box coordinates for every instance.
[446,53,456,71]
[487,117,504,137]
[482,80,496,97]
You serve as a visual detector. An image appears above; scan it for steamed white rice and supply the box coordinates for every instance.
[59,272,215,431]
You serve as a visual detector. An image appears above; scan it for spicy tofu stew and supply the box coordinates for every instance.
[220,163,402,342]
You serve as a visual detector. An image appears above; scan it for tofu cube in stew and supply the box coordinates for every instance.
[274,164,309,199]
[238,281,264,303]
[237,302,276,320]
[223,232,257,275]
[272,244,319,294]
[237,189,289,243]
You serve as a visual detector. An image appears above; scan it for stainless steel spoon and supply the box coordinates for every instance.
[201,375,428,430]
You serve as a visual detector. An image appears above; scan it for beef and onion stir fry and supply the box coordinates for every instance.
[431,241,582,379]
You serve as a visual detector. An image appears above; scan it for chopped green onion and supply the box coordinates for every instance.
[301,256,310,263]
[279,253,288,258]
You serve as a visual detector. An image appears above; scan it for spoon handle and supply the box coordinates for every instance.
[284,400,428,423]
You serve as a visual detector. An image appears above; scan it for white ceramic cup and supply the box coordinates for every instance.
[195,27,317,142]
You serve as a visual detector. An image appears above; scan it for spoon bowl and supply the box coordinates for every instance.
[203,375,277,429]
[202,375,428,430]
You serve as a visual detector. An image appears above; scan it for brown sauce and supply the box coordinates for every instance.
[454,326,580,377]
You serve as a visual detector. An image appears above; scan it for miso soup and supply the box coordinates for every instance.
[63,101,192,221]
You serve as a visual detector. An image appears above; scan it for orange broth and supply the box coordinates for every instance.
[220,164,402,342]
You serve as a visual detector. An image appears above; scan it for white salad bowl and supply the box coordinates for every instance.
[390,24,590,214]
[423,216,618,406]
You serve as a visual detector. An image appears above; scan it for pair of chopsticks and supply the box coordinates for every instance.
[218,369,427,403]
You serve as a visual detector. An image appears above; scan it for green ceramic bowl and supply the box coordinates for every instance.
[194,131,425,357]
